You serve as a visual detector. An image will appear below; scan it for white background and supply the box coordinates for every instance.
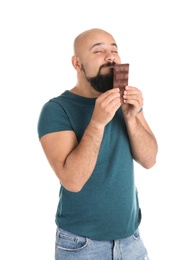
[0,0,187,259]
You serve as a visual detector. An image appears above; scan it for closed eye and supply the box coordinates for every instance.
[94,50,103,53]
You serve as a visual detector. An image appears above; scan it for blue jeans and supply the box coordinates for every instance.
[55,227,149,260]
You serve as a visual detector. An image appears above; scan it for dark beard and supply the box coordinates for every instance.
[82,62,115,93]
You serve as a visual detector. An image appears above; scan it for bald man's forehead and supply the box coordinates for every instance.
[74,30,117,56]
[89,42,117,51]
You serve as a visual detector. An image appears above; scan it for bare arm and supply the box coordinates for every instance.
[125,111,158,168]
[40,88,121,192]
[40,124,104,193]
[122,86,158,168]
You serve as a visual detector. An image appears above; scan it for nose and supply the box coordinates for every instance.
[104,51,115,63]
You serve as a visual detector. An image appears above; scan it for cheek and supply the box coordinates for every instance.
[115,55,121,63]
[82,62,100,77]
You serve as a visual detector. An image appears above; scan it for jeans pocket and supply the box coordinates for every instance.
[56,228,88,252]
[132,229,140,240]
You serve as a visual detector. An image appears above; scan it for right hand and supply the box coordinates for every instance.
[91,88,121,128]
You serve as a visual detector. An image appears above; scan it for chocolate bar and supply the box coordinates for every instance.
[113,63,129,89]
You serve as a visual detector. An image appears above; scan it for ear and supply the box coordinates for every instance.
[71,56,82,71]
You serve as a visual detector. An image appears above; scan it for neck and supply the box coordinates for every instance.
[70,85,101,98]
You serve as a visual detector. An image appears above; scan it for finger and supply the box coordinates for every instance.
[97,88,121,105]
[99,95,121,112]
[99,88,120,100]
[123,97,143,112]
[124,86,142,96]
[123,88,143,103]
[108,96,121,110]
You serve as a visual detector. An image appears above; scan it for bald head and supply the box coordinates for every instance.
[73,28,117,57]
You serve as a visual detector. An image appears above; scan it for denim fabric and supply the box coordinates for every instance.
[55,227,149,260]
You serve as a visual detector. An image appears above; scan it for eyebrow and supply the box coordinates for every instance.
[90,42,118,51]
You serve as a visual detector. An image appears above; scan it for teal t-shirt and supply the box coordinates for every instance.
[37,90,141,240]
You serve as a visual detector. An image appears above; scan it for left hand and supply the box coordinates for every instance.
[121,86,143,117]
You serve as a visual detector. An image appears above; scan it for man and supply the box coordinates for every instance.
[37,28,158,260]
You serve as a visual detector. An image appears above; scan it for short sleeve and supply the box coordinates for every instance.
[37,100,73,139]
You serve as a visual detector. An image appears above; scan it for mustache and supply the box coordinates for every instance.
[99,62,116,72]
